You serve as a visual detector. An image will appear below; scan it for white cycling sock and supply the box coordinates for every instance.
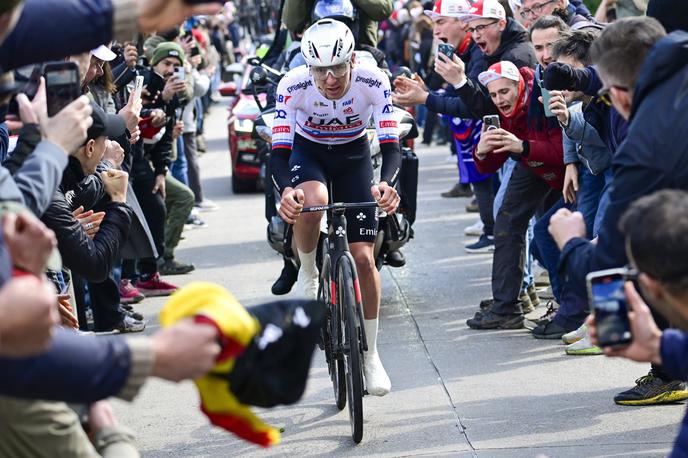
[364,318,379,354]
[298,248,318,277]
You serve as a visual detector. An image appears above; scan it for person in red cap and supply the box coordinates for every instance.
[458,0,536,68]
[461,60,565,329]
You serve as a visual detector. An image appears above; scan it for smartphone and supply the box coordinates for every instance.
[438,43,455,59]
[586,269,633,348]
[142,69,165,103]
[43,62,81,117]
[133,75,144,103]
[483,115,500,130]
[173,67,185,81]
[191,46,201,57]
[7,65,42,117]
[540,83,555,118]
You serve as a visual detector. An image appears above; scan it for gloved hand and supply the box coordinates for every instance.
[543,62,592,91]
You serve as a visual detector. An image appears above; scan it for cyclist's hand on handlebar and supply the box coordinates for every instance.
[279,187,305,224]
[372,182,400,214]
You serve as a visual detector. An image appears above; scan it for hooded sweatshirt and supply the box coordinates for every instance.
[471,67,564,190]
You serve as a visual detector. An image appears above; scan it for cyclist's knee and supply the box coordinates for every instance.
[351,247,375,274]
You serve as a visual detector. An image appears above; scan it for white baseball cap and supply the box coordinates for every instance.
[91,45,116,62]
[478,61,521,86]
[424,0,471,20]
[462,0,507,22]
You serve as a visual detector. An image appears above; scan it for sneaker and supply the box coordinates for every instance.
[118,305,144,321]
[524,300,558,330]
[114,315,146,333]
[363,351,391,396]
[160,258,196,276]
[271,261,298,295]
[466,198,479,213]
[535,270,550,287]
[195,199,220,212]
[295,268,319,300]
[185,214,207,229]
[538,286,555,300]
[465,234,494,253]
[441,183,473,198]
[464,220,484,236]
[119,279,145,304]
[467,310,524,330]
[196,134,207,152]
[562,323,588,345]
[478,295,533,315]
[135,273,178,297]
[532,321,568,340]
[614,372,688,406]
[527,284,540,308]
[565,335,602,355]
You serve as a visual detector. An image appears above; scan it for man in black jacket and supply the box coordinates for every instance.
[549,17,688,405]
[42,104,144,333]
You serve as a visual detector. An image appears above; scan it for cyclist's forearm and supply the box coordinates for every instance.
[270,146,293,194]
[379,142,401,187]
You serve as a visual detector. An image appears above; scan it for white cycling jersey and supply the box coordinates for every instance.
[271,62,400,149]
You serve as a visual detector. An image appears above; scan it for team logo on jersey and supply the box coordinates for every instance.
[381,104,394,114]
[287,80,313,93]
[379,120,398,129]
[272,126,290,134]
[383,90,391,98]
[305,114,363,131]
[342,98,354,106]
[291,165,301,172]
[311,112,328,118]
[291,175,300,183]
[276,94,292,104]
[275,109,287,119]
[344,107,354,114]
[355,76,382,88]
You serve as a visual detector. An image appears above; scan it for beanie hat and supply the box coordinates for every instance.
[143,35,166,61]
[151,41,185,66]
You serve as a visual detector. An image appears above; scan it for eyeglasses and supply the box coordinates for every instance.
[311,62,350,80]
[519,0,556,18]
[597,85,629,106]
[466,20,499,35]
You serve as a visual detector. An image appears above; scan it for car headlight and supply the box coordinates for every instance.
[234,118,254,133]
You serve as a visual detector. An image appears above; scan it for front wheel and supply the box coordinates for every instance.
[319,254,346,410]
[338,255,364,443]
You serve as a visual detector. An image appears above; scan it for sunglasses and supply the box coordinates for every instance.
[597,85,629,106]
[311,62,350,80]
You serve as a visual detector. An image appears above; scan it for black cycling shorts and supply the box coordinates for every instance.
[289,134,378,244]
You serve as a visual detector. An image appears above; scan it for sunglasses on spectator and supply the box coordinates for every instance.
[467,20,500,35]
[311,62,350,80]
[597,85,629,106]
[520,0,556,18]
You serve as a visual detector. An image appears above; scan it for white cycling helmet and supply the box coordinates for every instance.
[300,19,355,67]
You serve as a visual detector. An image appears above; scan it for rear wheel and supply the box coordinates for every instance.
[338,256,364,443]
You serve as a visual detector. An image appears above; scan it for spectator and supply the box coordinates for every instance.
[519,0,592,27]
[549,17,688,405]
[588,189,688,456]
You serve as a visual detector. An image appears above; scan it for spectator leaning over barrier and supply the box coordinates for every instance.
[587,189,688,457]
[549,17,688,406]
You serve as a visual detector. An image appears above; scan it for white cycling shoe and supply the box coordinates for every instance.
[296,268,319,300]
[363,351,391,396]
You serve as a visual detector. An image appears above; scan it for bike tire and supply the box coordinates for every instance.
[320,253,347,411]
[338,255,364,444]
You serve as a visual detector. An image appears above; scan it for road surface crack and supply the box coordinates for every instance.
[387,269,477,456]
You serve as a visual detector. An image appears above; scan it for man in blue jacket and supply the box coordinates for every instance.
[549,17,688,404]
[588,189,688,458]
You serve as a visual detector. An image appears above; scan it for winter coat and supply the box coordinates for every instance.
[559,31,688,292]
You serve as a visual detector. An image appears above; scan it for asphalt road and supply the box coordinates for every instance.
[112,103,683,457]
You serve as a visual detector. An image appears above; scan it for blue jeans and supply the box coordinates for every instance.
[493,159,534,291]
[171,136,189,186]
[593,168,614,236]
[532,197,589,331]
[577,165,608,238]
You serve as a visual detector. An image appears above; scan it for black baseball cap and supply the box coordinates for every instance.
[87,102,126,141]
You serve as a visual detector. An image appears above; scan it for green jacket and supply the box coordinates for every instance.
[281,0,392,48]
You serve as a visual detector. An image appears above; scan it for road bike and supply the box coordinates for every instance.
[301,200,379,444]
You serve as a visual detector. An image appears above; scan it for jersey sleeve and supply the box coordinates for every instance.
[271,75,299,151]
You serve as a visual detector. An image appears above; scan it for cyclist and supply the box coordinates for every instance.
[270,19,401,396]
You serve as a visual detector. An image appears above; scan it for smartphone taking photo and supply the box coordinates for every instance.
[483,115,500,130]
[438,43,455,59]
[587,269,633,348]
[43,62,81,117]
